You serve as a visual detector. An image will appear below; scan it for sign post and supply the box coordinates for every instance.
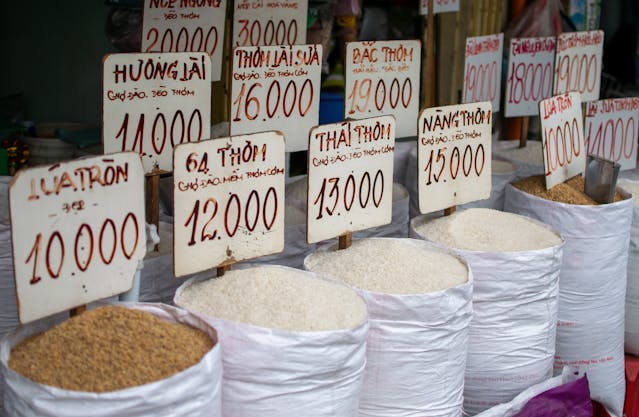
[172,131,286,277]
[231,0,308,47]
[306,116,396,248]
[462,34,504,112]
[141,0,227,81]
[9,153,146,323]
[344,40,421,138]
[539,92,586,189]
[504,37,557,147]
[229,44,322,152]
[417,102,493,214]
[585,97,639,171]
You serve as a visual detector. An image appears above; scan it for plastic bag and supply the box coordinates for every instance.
[505,184,633,417]
[504,0,563,40]
[475,367,591,417]
[410,215,563,414]
[305,238,473,417]
[175,266,368,417]
[1,302,222,417]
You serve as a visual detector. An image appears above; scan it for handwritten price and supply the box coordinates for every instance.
[114,109,203,154]
[554,53,598,96]
[507,62,553,105]
[236,18,298,46]
[586,117,636,163]
[312,170,385,220]
[464,61,498,103]
[543,118,582,176]
[347,77,412,114]
[25,214,140,285]
[145,26,219,55]
[232,79,313,121]
[423,144,486,186]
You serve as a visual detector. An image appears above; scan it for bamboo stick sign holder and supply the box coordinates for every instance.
[8,153,147,323]
[172,131,286,279]
[306,116,396,248]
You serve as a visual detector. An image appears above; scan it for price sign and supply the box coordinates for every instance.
[232,0,307,47]
[307,116,395,244]
[505,37,556,118]
[103,53,211,173]
[345,40,421,138]
[540,92,586,189]
[229,44,322,152]
[463,33,504,112]
[141,0,227,81]
[418,102,492,214]
[173,131,285,276]
[585,97,639,170]
[9,153,146,323]
[553,30,604,102]
[420,0,459,15]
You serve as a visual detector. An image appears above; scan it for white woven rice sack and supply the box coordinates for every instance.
[0,176,9,225]
[410,213,563,415]
[460,159,518,211]
[617,180,639,355]
[505,184,633,417]
[305,238,473,417]
[1,302,222,417]
[175,265,369,417]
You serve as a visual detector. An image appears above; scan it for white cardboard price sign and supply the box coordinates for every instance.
[141,0,227,81]
[103,52,212,174]
[229,44,322,152]
[9,153,146,323]
[420,0,459,15]
[418,102,492,214]
[307,116,395,244]
[540,91,586,189]
[463,33,504,112]
[232,0,307,47]
[505,37,556,118]
[173,131,285,276]
[585,97,639,171]
[553,30,604,102]
[345,40,421,138]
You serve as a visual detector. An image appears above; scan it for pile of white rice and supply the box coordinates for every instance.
[413,208,562,252]
[492,159,517,174]
[176,266,367,332]
[305,239,468,294]
[494,140,543,165]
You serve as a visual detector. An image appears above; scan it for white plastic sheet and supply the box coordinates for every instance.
[175,266,369,417]
[620,180,639,354]
[305,238,473,417]
[410,216,563,415]
[1,302,222,417]
[504,184,633,417]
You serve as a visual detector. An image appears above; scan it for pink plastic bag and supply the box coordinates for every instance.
[513,376,593,417]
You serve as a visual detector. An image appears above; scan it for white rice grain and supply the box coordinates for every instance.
[413,208,561,252]
[176,266,367,332]
[305,239,468,294]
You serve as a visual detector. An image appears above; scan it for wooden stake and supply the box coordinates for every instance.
[145,165,162,251]
[70,305,86,317]
[217,264,231,277]
[338,232,352,250]
[423,0,436,108]
[519,116,530,148]
[449,9,463,104]
[212,0,234,124]
[444,206,456,216]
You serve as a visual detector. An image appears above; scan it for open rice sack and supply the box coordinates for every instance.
[304,238,473,417]
[1,302,222,417]
[410,208,564,415]
[174,265,369,417]
[505,179,634,417]
[617,180,639,355]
